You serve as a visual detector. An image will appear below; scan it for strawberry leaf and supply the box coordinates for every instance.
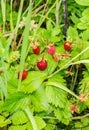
[21,71,47,93]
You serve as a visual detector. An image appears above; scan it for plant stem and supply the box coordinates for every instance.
[72,113,89,120]
[70,65,79,91]
[62,0,68,36]
[48,46,89,79]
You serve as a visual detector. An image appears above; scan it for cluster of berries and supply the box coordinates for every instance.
[31,41,73,70]
[31,41,56,71]
[18,41,73,80]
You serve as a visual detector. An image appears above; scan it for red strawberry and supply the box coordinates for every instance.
[47,45,56,55]
[33,46,40,55]
[64,42,72,51]
[31,41,40,55]
[18,70,28,80]
[37,58,47,70]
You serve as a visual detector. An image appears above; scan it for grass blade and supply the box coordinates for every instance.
[18,0,32,90]
[46,81,79,99]
[1,0,6,32]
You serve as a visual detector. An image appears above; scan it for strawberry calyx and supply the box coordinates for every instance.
[53,54,60,62]
[79,93,88,102]
[70,104,78,113]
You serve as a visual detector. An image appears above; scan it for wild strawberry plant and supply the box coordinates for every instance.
[0,0,89,130]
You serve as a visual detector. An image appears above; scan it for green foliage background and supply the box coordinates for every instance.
[0,0,89,130]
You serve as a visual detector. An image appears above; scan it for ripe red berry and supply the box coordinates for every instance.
[64,42,72,51]
[31,41,40,55]
[18,70,28,80]
[33,46,40,55]
[47,45,56,55]
[37,59,47,70]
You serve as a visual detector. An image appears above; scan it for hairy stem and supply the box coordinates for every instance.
[62,0,68,36]
[72,113,89,120]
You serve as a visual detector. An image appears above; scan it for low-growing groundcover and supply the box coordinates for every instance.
[0,0,89,130]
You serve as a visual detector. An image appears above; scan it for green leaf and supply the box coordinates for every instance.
[46,81,79,99]
[44,124,53,130]
[70,15,80,25]
[75,0,89,6]
[21,116,46,130]
[82,30,89,40]
[7,69,18,94]
[31,85,49,112]
[48,73,66,85]
[11,110,28,125]
[46,20,53,30]
[54,104,72,125]
[51,26,61,36]
[74,121,83,128]
[79,71,89,93]
[45,86,67,108]
[0,115,11,127]
[81,117,89,126]
[82,8,89,16]
[35,116,46,130]
[45,53,58,75]
[9,124,27,130]
[2,92,29,113]
[0,77,7,98]
[50,36,60,42]
[21,71,47,93]
[78,102,87,113]
[67,26,78,40]
[45,73,69,108]
[37,28,51,39]
[77,16,89,30]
